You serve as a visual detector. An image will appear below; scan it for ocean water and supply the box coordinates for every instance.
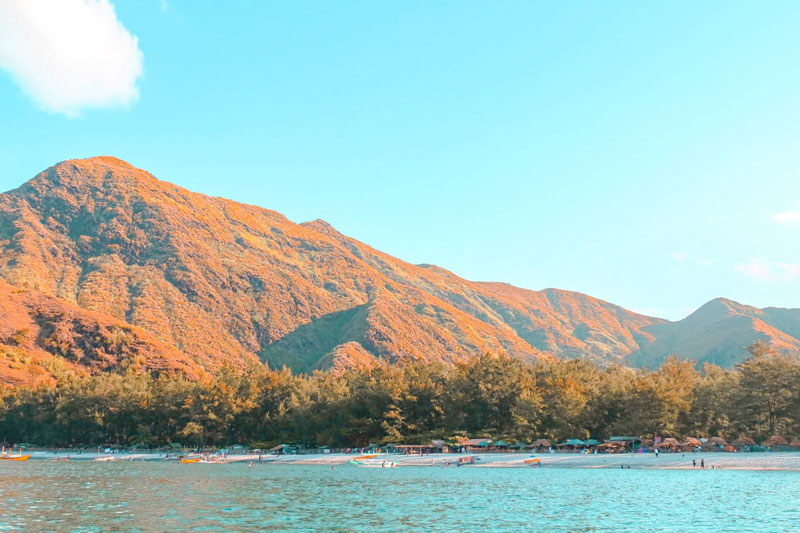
[0,461,798,531]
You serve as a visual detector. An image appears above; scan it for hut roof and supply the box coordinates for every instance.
[529,439,551,448]
[790,441,800,447]
[763,435,788,447]
[682,437,701,446]
[493,440,509,447]
[609,436,640,442]
[662,437,680,445]
[731,437,756,446]
[709,436,728,446]
[584,439,601,446]
[462,438,491,446]
[559,439,586,446]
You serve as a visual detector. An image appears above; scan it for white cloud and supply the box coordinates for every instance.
[0,0,143,116]
[735,258,800,282]
[771,202,800,225]
[672,251,689,261]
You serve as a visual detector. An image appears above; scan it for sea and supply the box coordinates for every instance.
[0,460,798,531]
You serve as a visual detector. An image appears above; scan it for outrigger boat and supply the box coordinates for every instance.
[0,446,30,461]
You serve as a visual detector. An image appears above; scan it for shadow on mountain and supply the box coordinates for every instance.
[259,303,372,373]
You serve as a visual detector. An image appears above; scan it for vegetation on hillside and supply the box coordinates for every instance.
[0,343,797,448]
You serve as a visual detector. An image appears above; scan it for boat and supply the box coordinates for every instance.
[0,454,30,461]
[524,457,541,466]
[351,458,396,468]
[0,446,30,461]
[180,457,201,464]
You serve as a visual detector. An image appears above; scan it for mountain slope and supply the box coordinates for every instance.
[0,279,203,385]
[627,298,800,368]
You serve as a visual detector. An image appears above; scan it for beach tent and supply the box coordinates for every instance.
[492,440,510,449]
[763,435,789,450]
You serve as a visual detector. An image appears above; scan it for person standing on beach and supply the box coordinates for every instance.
[700,458,705,469]
[693,459,696,468]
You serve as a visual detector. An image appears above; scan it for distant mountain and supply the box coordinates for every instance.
[627,298,800,368]
[0,157,797,383]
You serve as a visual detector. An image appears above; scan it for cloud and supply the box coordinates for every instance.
[771,203,800,224]
[735,258,800,282]
[0,0,143,116]
[672,251,689,261]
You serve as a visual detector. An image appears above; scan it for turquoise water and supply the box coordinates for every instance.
[0,461,798,531]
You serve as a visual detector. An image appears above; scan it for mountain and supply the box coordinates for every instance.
[627,298,800,368]
[0,157,797,384]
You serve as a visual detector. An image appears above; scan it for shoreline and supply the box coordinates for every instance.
[14,450,800,471]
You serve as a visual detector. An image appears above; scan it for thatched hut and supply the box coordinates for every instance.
[763,435,789,450]
[656,438,680,451]
[529,439,551,451]
[700,437,728,451]
[731,437,756,451]
[680,437,701,451]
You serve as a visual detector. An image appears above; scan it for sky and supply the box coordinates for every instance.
[1,0,799,320]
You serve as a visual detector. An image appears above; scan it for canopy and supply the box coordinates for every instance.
[584,439,601,446]
[493,440,509,447]
[559,439,586,446]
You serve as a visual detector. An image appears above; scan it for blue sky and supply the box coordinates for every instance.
[1,1,799,320]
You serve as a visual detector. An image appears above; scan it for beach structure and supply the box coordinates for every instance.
[461,438,492,452]
[680,437,701,451]
[700,437,728,451]
[557,439,587,451]
[655,437,681,452]
[762,435,789,451]
[529,439,551,451]
[731,437,756,451]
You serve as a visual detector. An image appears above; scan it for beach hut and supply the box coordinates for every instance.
[557,439,586,451]
[529,439,551,451]
[700,437,728,451]
[461,438,492,451]
[731,437,756,451]
[656,438,680,452]
[763,435,789,450]
[597,441,627,454]
[790,440,800,450]
[607,436,641,452]
[492,440,510,451]
[680,437,701,451]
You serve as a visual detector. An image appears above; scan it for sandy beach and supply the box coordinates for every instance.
[24,450,800,471]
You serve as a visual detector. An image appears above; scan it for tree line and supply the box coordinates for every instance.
[0,343,798,448]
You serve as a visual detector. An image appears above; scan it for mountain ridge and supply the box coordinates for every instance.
[0,156,797,384]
